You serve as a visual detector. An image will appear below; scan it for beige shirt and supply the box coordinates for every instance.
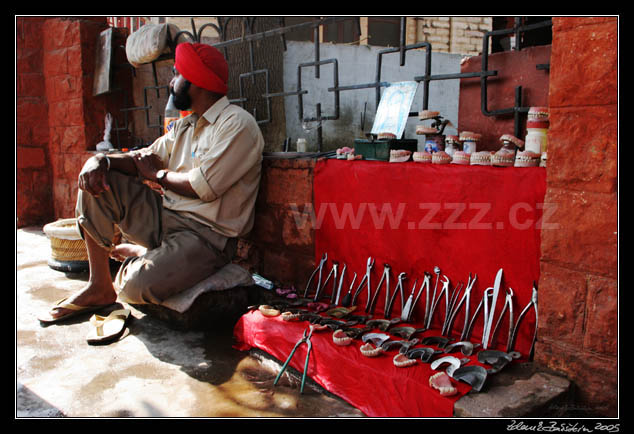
[149,96,264,239]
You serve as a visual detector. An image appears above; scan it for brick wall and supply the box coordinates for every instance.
[410,17,492,55]
[536,17,618,417]
[235,158,317,291]
[16,17,132,226]
[17,17,53,226]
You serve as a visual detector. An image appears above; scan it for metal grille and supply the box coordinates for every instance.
[114,17,551,150]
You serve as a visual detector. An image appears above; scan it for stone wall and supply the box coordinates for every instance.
[17,17,54,227]
[535,17,618,417]
[235,157,317,291]
[409,17,492,55]
[16,17,133,226]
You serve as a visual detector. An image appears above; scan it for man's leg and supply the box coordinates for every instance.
[42,171,163,321]
[115,210,234,305]
[45,230,118,320]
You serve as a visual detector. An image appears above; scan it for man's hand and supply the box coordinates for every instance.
[78,154,110,197]
[131,149,164,182]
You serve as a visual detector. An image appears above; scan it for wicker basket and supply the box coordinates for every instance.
[43,218,88,271]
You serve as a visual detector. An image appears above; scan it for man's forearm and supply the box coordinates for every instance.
[102,153,138,176]
[158,170,198,198]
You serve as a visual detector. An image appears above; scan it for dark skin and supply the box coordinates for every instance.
[47,68,222,320]
[79,69,220,199]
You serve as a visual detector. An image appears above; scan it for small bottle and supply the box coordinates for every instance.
[296,138,307,152]
[525,120,549,154]
[164,94,180,135]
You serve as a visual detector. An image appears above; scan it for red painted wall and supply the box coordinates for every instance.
[536,17,618,417]
[459,44,551,151]
[16,17,131,226]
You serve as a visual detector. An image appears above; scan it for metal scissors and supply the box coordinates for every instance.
[273,326,314,394]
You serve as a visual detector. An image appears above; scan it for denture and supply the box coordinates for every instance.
[281,311,301,321]
[416,125,440,135]
[389,149,412,162]
[419,110,440,120]
[336,147,355,159]
[514,150,541,167]
[432,151,452,165]
[360,342,385,357]
[332,329,353,346]
[393,353,418,368]
[258,305,280,317]
[491,134,524,167]
[377,132,396,140]
[429,372,458,396]
[470,151,493,166]
[451,151,471,165]
[413,151,432,163]
[528,106,549,122]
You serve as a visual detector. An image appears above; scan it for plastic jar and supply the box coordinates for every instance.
[525,120,549,154]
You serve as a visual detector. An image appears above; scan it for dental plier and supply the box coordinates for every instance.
[304,253,328,299]
[273,326,314,394]
[367,263,391,314]
[351,257,375,310]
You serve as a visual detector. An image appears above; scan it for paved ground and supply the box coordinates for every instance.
[16,226,364,418]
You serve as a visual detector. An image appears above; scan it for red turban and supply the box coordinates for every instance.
[175,43,228,95]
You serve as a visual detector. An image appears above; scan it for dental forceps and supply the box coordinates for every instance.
[273,326,314,394]
[385,272,407,318]
[490,287,514,350]
[351,257,375,310]
[408,271,431,323]
[333,264,347,305]
[508,281,538,360]
[340,272,357,307]
[315,261,338,302]
[426,275,450,330]
[304,253,328,298]
[367,263,391,314]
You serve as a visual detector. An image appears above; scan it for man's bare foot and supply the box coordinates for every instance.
[110,243,147,262]
[44,283,118,321]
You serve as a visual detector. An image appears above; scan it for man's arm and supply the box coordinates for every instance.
[131,150,197,198]
[78,153,137,197]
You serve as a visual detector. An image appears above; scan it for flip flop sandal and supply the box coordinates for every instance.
[86,309,131,345]
[38,298,114,325]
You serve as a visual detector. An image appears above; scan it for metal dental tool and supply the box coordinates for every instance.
[508,281,538,360]
[340,272,357,307]
[368,263,391,314]
[315,261,338,302]
[334,264,347,305]
[304,253,328,298]
[442,280,463,336]
[426,266,441,327]
[489,287,514,351]
[465,287,492,341]
[411,272,432,324]
[426,274,450,330]
[352,257,375,310]
[482,268,503,350]
[459,274,477,341]
[385,272,406,318]
[273,326,314,394]
[401,278,418,321]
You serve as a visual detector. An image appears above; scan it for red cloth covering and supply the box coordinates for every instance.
[233,159,546,417]
[234,310,471,417]
[312,160,545,357]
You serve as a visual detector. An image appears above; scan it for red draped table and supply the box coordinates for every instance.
[234,159,547,417]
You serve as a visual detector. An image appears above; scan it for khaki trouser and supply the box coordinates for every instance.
[75,171,236,305]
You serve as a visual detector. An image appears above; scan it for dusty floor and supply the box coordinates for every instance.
[15,226,364,418]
